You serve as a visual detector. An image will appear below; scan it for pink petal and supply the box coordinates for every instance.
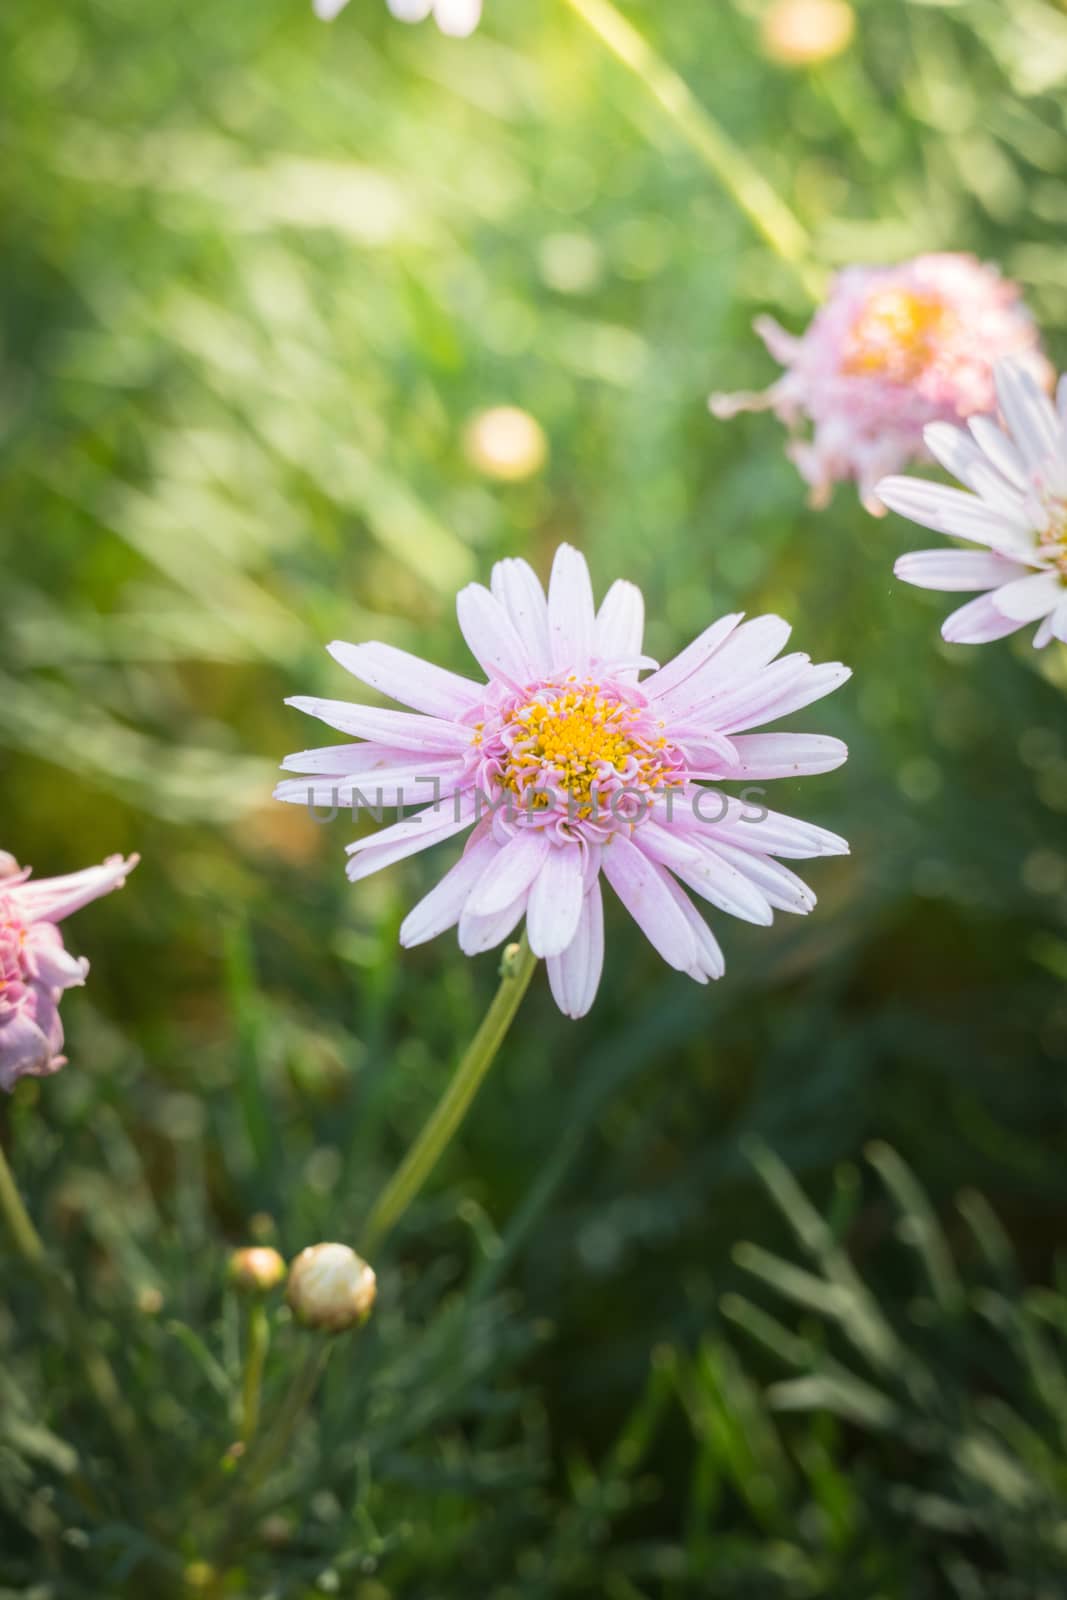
[967,415,1027,488]
[595,580,645,670]
[14,854,139,925]
[989,570,1063,622]
[399,831,499,947]
[941,593,1028,645]
[642,614,743,702]
[727,733,848,778]
[457,891,526,955]
[274,760,465,809]
[286,697,471,751]
[656,871,725,980]
[326,641,484,719]
[456,583,535,687]
[547,544,596,674]
[703,841,816,916]
[546,881,605,1018]
[894,550,1028,592]
[526,840,585,958]
[281,743,461,775]
[465,829,550,918]
[600,834,699,972]
[994,358,1061,470]
[638,823,772,925]
[345,795,476,882]
[490,558,552,675]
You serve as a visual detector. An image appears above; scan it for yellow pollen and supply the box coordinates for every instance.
[1038,497,1067,576]
[498,685,672,819]
[842,288,953,383]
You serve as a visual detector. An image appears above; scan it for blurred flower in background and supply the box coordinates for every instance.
[314,0,482,35]
[276,546,849,1018]
[761,0,856,67]
[880,359,1067,647]
[0,853,139,1092]
[464,406,548,483]
[711,254,1049,512]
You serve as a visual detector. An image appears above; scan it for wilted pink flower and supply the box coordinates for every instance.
[711,255,1049,513]
[313,0,481,35]
[0,853,139,1092]
[879,359,1067,647]
[277,546,849,1018]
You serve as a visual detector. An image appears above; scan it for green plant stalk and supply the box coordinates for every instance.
[241,1300,270,1445]
[560,0,824,299]
[0,1141,143,1460]
[363,935,539,1252]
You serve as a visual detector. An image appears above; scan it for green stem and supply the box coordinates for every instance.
[0,1137,46,1264]
[363,935,539,1252]
[240,1301,270,1445]
[0,1141,145,1467]
[560,0,824,298]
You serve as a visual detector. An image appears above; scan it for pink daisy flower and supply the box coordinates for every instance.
[879,358,1067,648]
[710,254,1049,514]
[276,546,850,1018]
[0,851,139,1092]
[313,0,482,36]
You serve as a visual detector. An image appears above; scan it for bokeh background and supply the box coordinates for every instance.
[4,0,1067,1594]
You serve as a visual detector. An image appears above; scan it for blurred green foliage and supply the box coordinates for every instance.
[3,0,1067,1592]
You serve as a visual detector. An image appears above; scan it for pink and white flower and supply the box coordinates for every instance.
[276,546,850,1018]
[313,0,482,36]
[710,255,1049,513]
[0,851,139,1092]
[879,358,1067,648]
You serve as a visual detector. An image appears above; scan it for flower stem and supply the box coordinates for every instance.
[240,1300,270,1445]
[363,935,539,1252]
[559,0,824,298]
[0,1140,144,1464]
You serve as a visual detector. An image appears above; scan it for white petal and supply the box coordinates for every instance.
[923,422,1027,516]
[314,0,352,17]
[546,881,605,1018]
[1049,596,1067,643]
[433,0,481,34]
[704,841,816,916]
[456,583,535,686]
[526,841,585,958]
[656,873,724,980]
[658,616,791,719]
[490,558,552,675]
[547,544,596,673]
[894,549,1029,592]
[274,761,464,808]
[458,891,526,955]
[326,641,483,719]
[989,570,1063,622]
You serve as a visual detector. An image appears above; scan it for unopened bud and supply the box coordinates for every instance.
[0,852,22,881]
[229,1246,286,1294]
[286,1243,377,1333]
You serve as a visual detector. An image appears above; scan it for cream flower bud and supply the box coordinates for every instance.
[286,1243,377,1333]
[228,1246,287,1294]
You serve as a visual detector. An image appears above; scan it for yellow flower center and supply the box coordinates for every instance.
[1038,497,1067,575]
[498,683,672,820]
[842,288,952,383]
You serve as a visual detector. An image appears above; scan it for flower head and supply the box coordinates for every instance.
[277,547,850,1018]
[879,358,1067,648]
[287,1243,377,1332]
[711,255,1049,513]
[0,852,139,1093]
[313,0,481,35]
[229,1246,287,1294]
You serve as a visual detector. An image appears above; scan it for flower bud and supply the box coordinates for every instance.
[228,1246,287,1294]
[286,1243,377,1333]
